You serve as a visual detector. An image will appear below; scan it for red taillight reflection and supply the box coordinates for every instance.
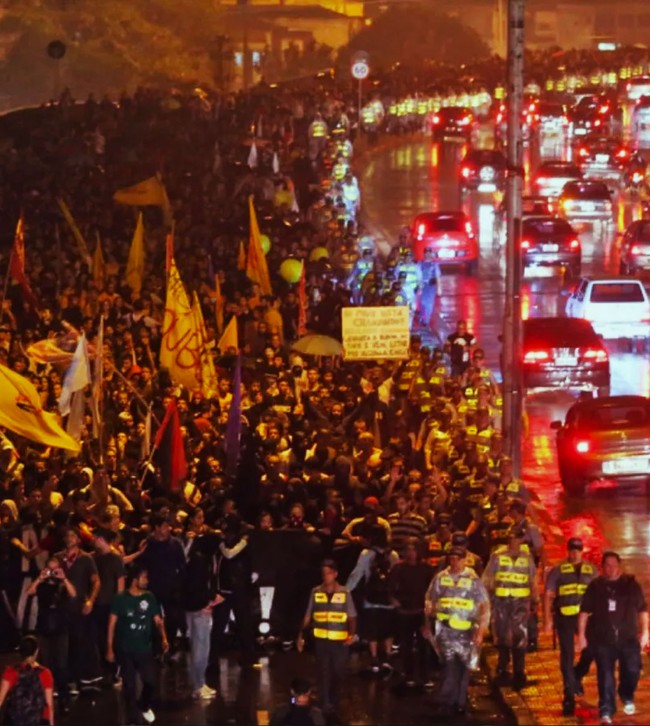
[523,350,549,363]
[575,440,590,453]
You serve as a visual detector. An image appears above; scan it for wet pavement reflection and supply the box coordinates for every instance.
[362,131,650,587]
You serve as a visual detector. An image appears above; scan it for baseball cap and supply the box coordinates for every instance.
[568,537,584,550]
[449,546,466,558]
[451,532,469,547]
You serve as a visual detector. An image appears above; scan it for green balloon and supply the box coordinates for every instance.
[279,258,303,283]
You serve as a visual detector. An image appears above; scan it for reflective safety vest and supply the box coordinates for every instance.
[486,513,513,553]
[476,427,493,454]
[502,479,526,499]
[435,570,480,630]
[555,560,596,617]
[494,551,533,598]
[310,120,327,138]
[311,589,350,641]
[398,358,420,392]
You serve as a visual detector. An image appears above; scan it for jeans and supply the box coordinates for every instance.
[555,615,593,702]
[186,609,213,691]
[437,632,471,708]
[38,632,69,703]
[593,641,642,717]
[314,639,348,712]
[68,610,101,685]
[396,611,428,682]
[117,650,156,724]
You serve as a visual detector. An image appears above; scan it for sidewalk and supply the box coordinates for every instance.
[486,494,650,726]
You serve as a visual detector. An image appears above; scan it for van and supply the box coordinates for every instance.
[565,276,650,339]
[631,98,650,150]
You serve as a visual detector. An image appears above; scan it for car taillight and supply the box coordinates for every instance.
[416,223,426,240]
[632,172,644,184]
[578,148,589,157]
[594,118,601,127]
[575,440,590,454]
[570,238,580,249]
[631,244,642,254]
[617,149,628,159]
[461,166,471,178]
[582,348,608,362]
[536,177,547,185]
[521,239,531,250]
[465,221,474,236]
[432,114,441,124]
[458,116,471,126]
[523,350,549,363]
[599,105,609,114]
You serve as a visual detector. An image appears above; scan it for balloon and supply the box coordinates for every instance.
[309,246,329,262]
[260,234,271,255]
[279,258,303,284]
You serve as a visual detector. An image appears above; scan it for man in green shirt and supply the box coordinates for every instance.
[107,564,168,725]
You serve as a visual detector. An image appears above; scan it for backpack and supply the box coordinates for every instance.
[5,665,45,726]
[365,550,392,606]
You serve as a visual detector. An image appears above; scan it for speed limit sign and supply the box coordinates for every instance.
[351,60,369,80]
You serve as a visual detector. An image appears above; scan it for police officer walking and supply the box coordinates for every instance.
[297,560,357,720]
[425,546,490,716]
[483,523,538,690]
[543,537,596,716]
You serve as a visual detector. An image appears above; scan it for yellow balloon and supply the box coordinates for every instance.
[309,246,329,262]
[260,234,271,255]
[279,258,303,284]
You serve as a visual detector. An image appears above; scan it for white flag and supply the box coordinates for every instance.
[247,141,258,169]
[92,317,104,439]
[272,152,280,175]
[59,334,90,417]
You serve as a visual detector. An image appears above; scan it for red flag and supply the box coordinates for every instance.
[154,398,187,491]
[297,260,307,337]
[9,215,38,309]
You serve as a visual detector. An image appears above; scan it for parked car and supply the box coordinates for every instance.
[619,219,650,275]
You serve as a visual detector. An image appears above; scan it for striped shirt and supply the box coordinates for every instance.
[387,512,428,556]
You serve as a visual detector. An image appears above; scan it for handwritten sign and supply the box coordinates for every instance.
[342,306,410,361]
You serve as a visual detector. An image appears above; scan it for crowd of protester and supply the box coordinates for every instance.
[0,57,629,722]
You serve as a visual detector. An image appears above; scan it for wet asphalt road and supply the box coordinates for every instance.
[361,128,650,585]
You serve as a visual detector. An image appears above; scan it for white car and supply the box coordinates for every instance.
[565,275,650,340]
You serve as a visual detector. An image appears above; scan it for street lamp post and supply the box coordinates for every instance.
[502,0,525,478]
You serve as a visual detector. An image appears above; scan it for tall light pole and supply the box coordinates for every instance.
[502,0,525,478]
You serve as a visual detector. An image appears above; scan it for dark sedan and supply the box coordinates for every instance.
[523,317,610,396]
[619,219,650,275]
[551,395,650,494]
[521,216,581,278]
[459,149,507,193]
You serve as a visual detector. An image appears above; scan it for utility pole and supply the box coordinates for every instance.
[502,0,525,478]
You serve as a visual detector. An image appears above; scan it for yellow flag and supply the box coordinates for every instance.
[160,257,202,392]
[215,275,224,334]
[57,198,91,264]
[92,232,105,288]
[237,240,246,271]
[190,292,219,399]
[246,196,272,295]
[113,176,172,225]
[217,316,238,354]
[0,363,80,452]
[126,212,145,296]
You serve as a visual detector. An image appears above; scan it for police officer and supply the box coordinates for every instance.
[483,523,538,690]
[297,560,357,718]
[544,537,596,716]
[440,532,483,576]
[425,546,490,716]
